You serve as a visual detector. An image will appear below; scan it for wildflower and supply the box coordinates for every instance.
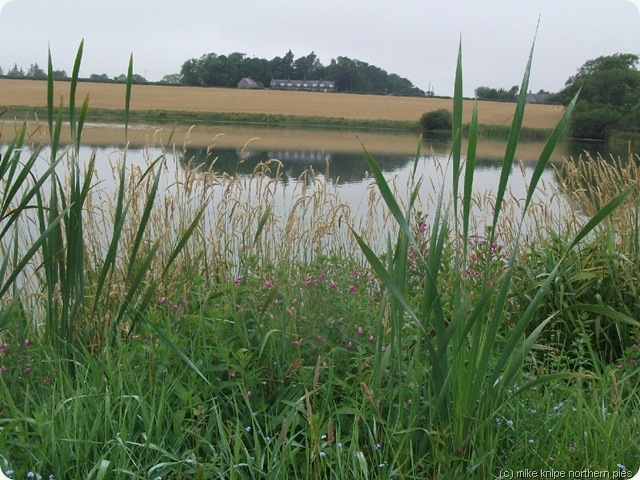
[346,342,354,350]
[369,336,375,343]
[378,463,387,468]
[290,298,297,305]
[330,280,337,288]
[319,451,327,458]
[24,339,31,347]
[348,285,357,293]
[158,297,166,305]
[528,439,534,444]
[1,366,7,374]
[0,343,6,355]
[319,273,327,280]
[316,335,324,342]
[292,339,303,347]
[264,281,273,289]
[304,276,313,286]
[23,365,31,375]
[352,271,359,277]
[321,434,327,440]
[506,420,514,427]
[357,327,364,335]
[245,426,252,432]
[171,305,180,313]
[246,391,252,400]
[233,276,243,286]
[180,300,187,309]
[227,370,236,378]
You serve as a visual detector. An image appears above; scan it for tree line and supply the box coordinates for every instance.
[177,50,426,96]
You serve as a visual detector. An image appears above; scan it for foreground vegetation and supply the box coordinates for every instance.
[0,42,639,479]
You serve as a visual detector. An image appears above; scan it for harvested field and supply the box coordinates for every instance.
[0,78,565,129]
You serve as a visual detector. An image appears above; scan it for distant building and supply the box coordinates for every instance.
[527,92,549,103]
[238,77,261,89]
[270,79,336,92]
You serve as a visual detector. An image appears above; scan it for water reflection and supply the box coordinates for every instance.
[181,146,417,184]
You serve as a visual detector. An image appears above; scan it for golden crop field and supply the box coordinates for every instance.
[0,78,565,129]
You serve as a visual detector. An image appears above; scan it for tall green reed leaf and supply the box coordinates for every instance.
[352,33,628,463]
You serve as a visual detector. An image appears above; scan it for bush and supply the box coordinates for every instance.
[419,108,452,132]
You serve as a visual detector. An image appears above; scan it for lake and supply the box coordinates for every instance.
[1,121,636,256]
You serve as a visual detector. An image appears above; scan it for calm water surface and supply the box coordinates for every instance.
[1,121,636,242]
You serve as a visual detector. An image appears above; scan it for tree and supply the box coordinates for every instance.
[90,73,111,82]
[420,109,452,132]
[26,63,46,79]
[52,69,68,80]
[0,66,3,76]
[160,73,183,85]
[8,64,24,78]
[559,53,640,139]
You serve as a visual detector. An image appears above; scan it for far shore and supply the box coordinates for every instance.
[0,78,565,131]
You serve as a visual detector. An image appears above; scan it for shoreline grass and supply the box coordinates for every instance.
[0,42,638,479]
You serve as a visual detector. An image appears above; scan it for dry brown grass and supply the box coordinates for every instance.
[0,78,564,128]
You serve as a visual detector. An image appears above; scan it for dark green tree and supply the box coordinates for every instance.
[559,53,640,139]
[420,109,452,132]
[26,63,46,79]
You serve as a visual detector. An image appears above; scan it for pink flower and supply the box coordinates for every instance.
[369,336,375,343]
[347,342,354,350]
[228,370,237,378]
[24,339,31,347]
[319,273,327,280]
[330,281,337,289]
[304,276,313,286]
[357,327,364,335]
[316,335,324,342]
[233,276,243,286]
[292,339,303,347]
[246,390,253,400]
[264,281,273,289]
[159,297,166,305]
[349,285,357,293]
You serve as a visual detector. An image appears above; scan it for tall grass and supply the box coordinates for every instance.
[351,37,635,474]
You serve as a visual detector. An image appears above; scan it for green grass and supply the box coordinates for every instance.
[0,41,639,479]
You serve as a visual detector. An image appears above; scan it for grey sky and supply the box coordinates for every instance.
[1,0,639,97]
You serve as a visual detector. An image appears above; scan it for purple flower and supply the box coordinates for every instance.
[264,281,273,289]
[158,297,166,305]
[348,285,357,293]
[347,342,354,350]
[369,336,375,343]
[233,276,243,286]
[357,327,364,335]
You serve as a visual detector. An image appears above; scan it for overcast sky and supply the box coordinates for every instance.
[1,0,639,97]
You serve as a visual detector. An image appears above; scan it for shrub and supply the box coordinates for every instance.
[419,108,452,132]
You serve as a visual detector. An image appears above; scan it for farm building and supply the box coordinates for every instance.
[270,79,336,92]
[238,77,261,89]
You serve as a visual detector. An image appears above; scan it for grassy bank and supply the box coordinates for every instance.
[0,44,639,479]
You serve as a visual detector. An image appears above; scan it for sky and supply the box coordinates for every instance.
[0,0,639,97]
